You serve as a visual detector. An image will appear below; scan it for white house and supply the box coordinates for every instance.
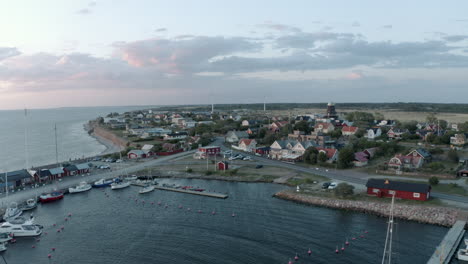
[238,139,257,152]
[164,132,188,141]
[225,131,249,143]
[366,128,382,140]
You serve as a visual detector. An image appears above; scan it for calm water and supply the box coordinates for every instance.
[2,179,449,264]
[0,106,152,171]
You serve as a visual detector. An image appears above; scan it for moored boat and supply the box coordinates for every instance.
[3,203,22,222]
[124,175,138,181]
[92,179,114,188]
[458,246,468,261]
[111,181,131,190]
[39,191,64,203]
[19,198,37,211]
[0,221,42,237]
[0,233,12,243]
[0,242,7,252]
[139,185,155,194]
[69,182,92,193]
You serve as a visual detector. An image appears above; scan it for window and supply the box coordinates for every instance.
[373,188,379,193]
[389,190,395,195]
[413,192,420,198]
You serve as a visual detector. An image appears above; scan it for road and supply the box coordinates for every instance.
[215,138,468,204]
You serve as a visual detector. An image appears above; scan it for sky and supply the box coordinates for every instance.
[1,0,468,110]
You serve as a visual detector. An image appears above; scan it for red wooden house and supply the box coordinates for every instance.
[366,179,431,201]
[217,161,229,170]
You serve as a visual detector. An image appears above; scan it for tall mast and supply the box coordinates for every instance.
[24,109,29,169]
[263,96,266,112]
[381,193,396,264]
[54,124,59,165]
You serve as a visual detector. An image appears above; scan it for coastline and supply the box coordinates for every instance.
[273,190,461,227]
[84,123,126,155]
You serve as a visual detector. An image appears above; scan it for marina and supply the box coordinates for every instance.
[154,186,228,199]
[427,220,467,264]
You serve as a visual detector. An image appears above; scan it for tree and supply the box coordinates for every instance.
[318,152,328,163]
[428,176,439,186]
[402,120,418,133]
[439,120,448,130]
[293,121,310,133]
[258,128,267,139]
[447,149,459,163]
[337,147,355,169]
[328,129,342,139]
[334,183,355,197]
[426,113,437,123]
[303,147,318,164]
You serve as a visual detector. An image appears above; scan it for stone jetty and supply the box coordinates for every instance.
[274,190,460,227]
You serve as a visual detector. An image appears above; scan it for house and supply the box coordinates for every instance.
[269,121,289,132]
[127,150,147,159]
[388,154,423,170]
[225,131,249,143]
[241,120,259,127]
[162,143,177,152]
[63,165,79,176]
[238,139,257,152]
[342,126,359,136]
[366,179,431,201]
[217,161,229,171]
[246,127,259,135]
[49,167,65,180]
[407,149,432,163]
[164,132,188,141]
[34,169,52,182]
[314,123,335,134]
[75,163,90,174]
[450,134,467,147]
[316,147,339,163]
[457,169,468,177]
[194,146,221,159]
[0,169,34,188]
[353,152,369,167]
[288,130,316,142]
[366,128,382,140]
[269,140,317,160]
[364,147,379,158]
[387,128,409,139]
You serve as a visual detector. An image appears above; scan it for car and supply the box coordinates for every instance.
[328,182,338,189]
[242,156,251,161]
[93,157,101,161]
[116,159,123,163]
[254,153,261,156]
[322,182,330,189]
[228,157,236,161]
[224,150,232,155]
[99,165,110,169]
[104,158,113,162]
[255,164,263,169]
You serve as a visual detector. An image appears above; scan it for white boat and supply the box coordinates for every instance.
[69,182,92,193]
[0,233,12,243]
[19,198,37,211]
[3,203,22,222]
[139,185,155,194]
[465,238,468,246]
[111,181,131,190]
[0,222,42,237]
[125,175,138,181]
[458,245,468,261]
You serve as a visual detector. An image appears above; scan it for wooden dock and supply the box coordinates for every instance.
[427,220,466,264]
[154,186,228,199]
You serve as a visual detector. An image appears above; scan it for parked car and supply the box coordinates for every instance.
[104,158,113,162]
[255,164,263,169]
[224,150,232,155]
[116,159,123,163]
[93,157,101,161]
[322,182,330,189]
[254,153,261,156]
[99,165,110,169]
[328,182,338,190]
[242,156,251,161]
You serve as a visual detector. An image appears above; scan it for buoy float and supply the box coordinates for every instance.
[364,230,368,233]
[52,248,56,251]
[232,213,236,217]
[335,246,339,254]
[341,244,345,251]
[32,245,35,248]
[53,224,56,227]
[211,211,216,215]
[308,248,311,255]
[65,218,68,221]
[198,210,202,214]
[57,229,60,233]
[294,253,299,261]
[36,239,40,242]
[68,213,72,217]
[288,259,293,264]
[48,254,52,258]
[61,226,64,230]
[352,237,356,240]
[360,235,364,238]
[45,232,48,235]
[187,208,191,211]
[345,238,349,245]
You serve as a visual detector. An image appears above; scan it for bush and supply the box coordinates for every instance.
[186,168,193,173]
[428,176,439,185]
[229,169,239,176]
[427,162,445,171]
[334,183,355,197]
[205,171,213,176]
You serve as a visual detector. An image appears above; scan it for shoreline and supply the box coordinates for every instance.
[84,123,125,155]
[273,190,462,227]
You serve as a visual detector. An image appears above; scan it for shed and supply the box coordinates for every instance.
[366,179,431,201]
[217,161,229,171]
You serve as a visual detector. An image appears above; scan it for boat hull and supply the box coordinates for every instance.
[69,185,92,193]
[458,249,468,261]
[39,194,64,203]
[111,182,131,190]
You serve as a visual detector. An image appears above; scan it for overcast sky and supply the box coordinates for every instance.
[1,0,468,109]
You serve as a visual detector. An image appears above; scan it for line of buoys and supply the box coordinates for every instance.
[294,253,299,261]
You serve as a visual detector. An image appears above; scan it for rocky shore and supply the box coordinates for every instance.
[274,190,460,227]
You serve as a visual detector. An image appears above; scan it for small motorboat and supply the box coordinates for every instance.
[39,191,64,203]
[92,179,114,188]
[0,221,42,237]
[458,246,468,261]
[111,181,131,190]
[139,185,155,194]
[69,182,92,193]
[190,188,205,192]
[0,233,12,243]
[19,198,37,211]
[125,175,138,181]
[3,203,22,222]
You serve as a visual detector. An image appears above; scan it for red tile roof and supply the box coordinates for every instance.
[342,126,358,133]
[316,147,337,159]
[239,139,255,146]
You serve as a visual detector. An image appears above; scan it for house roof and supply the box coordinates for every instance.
[239,139,255,146]
[390,154,422,166]
[128,150,145,155]
[141,144,154,150]
[49,167,64,175]
[227,131,249,138]
[76,163,90,170]
[0,169,32,182]
[38,169,52,177]
[354,152,369,162]
[342,126,358,133]
[366,179,431,193]
[315,122,334,129]
[410,148,432,159]
[316,147,338,159]
[64,165,78,171]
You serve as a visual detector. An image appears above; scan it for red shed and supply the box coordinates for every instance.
[366,179,431,201]
[217,161,229,171]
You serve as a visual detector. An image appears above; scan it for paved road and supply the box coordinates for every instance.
[215,138,468,204]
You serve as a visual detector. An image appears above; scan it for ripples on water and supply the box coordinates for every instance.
[2,179,448,264]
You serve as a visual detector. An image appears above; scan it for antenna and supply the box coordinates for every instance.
[263,96,266,112]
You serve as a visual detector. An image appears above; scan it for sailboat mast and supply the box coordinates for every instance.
[24,109,29,169]
[54,124,59,165]
[381,193,396,264]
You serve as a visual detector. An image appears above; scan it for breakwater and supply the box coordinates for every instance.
[274,190,460,227]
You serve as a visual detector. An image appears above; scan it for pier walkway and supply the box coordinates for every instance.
[427,220,466,264]
[154,186,228,199]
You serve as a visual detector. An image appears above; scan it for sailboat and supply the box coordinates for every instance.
[381,193,396,264]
